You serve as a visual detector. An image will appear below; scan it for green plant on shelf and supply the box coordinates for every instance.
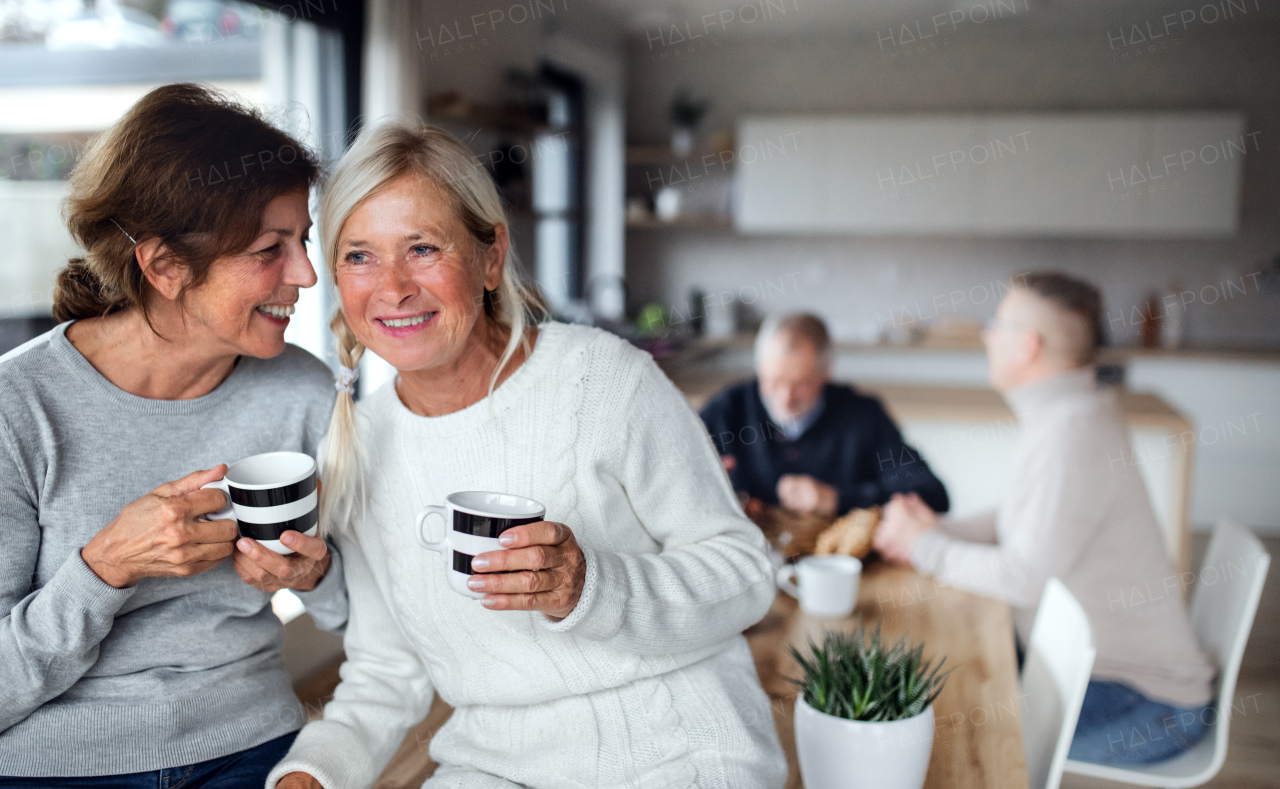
[789,624,951,722]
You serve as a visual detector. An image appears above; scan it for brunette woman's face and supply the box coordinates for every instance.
[180,190,317,358]
[334,175,504,373]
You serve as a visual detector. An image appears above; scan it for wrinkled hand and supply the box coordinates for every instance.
[82,466,237,589]
[777,473,839,516]
[468,521,586,620]
[233,478,331,592]
[233,529,332,593]
[873,492,939,564]
[276,772,323,789]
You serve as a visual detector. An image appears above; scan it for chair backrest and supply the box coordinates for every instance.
[1187,518,1271,768]
[1021,578,1097,789]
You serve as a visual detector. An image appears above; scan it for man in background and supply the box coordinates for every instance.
[874,271,1215,766]
[699,312,949,516]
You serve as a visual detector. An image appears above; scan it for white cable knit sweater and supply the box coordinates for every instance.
[267,323,786,789]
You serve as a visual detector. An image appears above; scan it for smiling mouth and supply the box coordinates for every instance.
[257,304,295,320]
[378,312,435,328]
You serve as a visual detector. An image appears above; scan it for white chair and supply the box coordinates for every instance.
[1064,518,1271,788]
[1021,577,1097,789]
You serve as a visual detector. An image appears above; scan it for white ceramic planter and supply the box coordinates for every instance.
[794,697,934,789]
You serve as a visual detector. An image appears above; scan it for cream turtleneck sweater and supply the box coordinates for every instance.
[911,369,1214,708]
[268,323,785,789]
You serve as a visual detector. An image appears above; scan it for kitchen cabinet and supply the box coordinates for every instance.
[663,339,1280,571]
[842,348,1280,537]
[871,384,1193,574]
[973,116,1146,234]
[1127,356,1280,531]
[665,351,1196,572]
[734,112,1244,236]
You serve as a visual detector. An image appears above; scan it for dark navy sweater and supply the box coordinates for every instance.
[699,379,950,514]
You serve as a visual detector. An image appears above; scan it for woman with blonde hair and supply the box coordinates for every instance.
[269,122,786,789]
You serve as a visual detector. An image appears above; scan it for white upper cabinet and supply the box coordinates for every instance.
[734,113,1244,237]
[974,115,1146,234]
[733,117,830,232]
[1136,114,1247,235]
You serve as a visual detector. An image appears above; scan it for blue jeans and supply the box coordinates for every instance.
[1069,680,1213,766]
[0,732,297,788]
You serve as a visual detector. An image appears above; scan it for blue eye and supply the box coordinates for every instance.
[411,244,435,256]
[345,252,368,265]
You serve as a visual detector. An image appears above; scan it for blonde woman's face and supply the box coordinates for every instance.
[334,174,503,373]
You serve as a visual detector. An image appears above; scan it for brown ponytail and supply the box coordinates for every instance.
[52,257,126,322]
[54,83,319,325]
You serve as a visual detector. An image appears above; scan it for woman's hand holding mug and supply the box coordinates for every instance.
[469,520,586,620]
[232,528,331,593]
[203,450,330,592]
[81,466,238,589]
[415,492,585,621]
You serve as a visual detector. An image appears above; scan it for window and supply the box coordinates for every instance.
[532,63,585,315]
[0,0,348,370]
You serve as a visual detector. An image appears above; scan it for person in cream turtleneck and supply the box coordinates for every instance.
[874,271,1215,768]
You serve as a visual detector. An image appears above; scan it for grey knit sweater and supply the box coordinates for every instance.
[0,322,346,777]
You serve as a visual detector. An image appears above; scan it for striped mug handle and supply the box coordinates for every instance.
[415,505,449,552]
[199,479,235,522]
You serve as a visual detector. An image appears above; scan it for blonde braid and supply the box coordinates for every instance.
[319,309,367,536]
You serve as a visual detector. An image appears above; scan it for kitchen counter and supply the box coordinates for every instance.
[666,368,1189,431]
[660,359,1196,574]
[659,327,1280,539]
[669,333,1280,365]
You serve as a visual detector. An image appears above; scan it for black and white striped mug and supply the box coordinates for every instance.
[202,451,319,555]
[415,491,545,599]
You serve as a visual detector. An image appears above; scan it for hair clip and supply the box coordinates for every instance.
[336,365,359,396]
[110,218,137,245]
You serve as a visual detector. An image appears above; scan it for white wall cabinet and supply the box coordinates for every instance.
[735,113,1244,237]
[973,116,1146,234]
[1127,357,1280,532]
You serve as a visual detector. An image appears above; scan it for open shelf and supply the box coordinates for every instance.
[625,145,736,168]
[625,213,734,230]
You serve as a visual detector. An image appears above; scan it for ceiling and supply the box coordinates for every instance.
[595,0,1280,38]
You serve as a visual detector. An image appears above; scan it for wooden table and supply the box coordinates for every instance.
[745,509,1030,789]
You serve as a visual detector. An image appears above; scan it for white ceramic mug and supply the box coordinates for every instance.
[415,491,546,599]
[776,555,863,618]
[201,451,318,555]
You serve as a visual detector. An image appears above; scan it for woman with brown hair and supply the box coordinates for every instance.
[0,84,346,787]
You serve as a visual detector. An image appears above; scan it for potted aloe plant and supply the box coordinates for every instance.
[790,625,950,789]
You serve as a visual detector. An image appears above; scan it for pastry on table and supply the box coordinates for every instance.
[813,506,881,559]
[738,493,766,522]
[739,494,827,556]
